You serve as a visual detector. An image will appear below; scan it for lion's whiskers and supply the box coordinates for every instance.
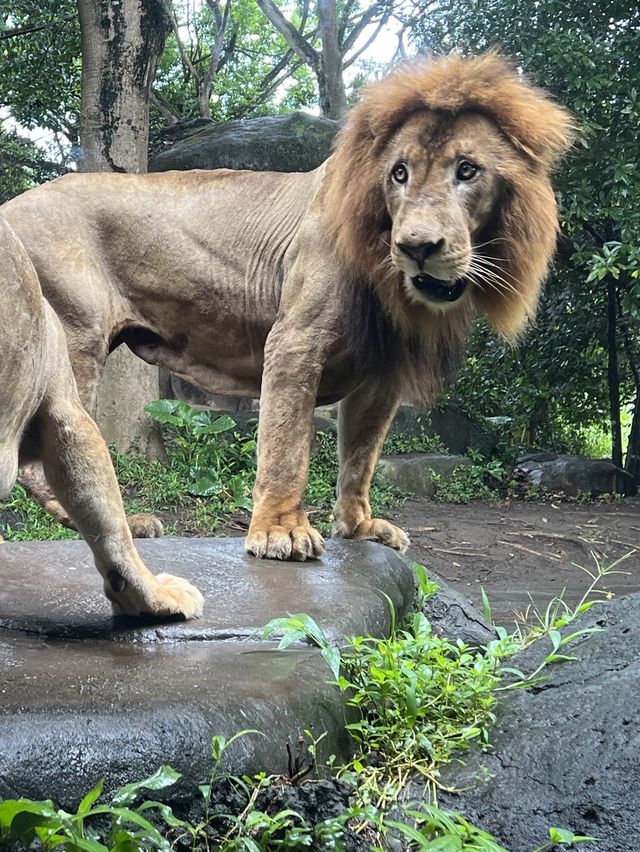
[467,252,523,297]
[373,253,399,284]
[472,237,509,250]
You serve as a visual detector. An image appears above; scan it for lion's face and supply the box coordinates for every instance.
[383,111,511,310]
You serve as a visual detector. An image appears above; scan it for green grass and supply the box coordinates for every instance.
[0,484,78,542]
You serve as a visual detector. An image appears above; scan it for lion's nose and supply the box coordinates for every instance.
[396,238,444,267]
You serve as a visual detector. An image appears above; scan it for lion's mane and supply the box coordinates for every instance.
[323,53,574,399]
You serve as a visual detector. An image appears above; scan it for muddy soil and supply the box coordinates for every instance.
[389,497,640,627]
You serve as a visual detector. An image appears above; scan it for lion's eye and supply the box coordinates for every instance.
[456,160,479,181]
[391,163,408,184]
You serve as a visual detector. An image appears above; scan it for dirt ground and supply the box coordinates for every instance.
[389,496,640,627]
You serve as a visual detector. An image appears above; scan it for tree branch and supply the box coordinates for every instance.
[255,0,318,67]
[342,3,391,55]
[338,0,358,46]
[0,15,75,40]
[150,88,180,125]
[161,0,201,83]
[343,16,387,67]
[231,59,305,120]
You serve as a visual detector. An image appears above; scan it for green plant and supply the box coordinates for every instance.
[0,483,78,542]
[432,455,505,504]
[145,400,255,506]
[0,765,184,850]
[533,826,596,851]
[499,550,633,689]
[382,427,447,456]
[183,729,355,850]
[384,803,509,850]
[260,612,341,680]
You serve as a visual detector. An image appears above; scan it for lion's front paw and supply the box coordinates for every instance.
[246,522,325,561]
[110,573,204,619]
[127,513,164,538]
[333,518,410,553]
[151,573,204,618]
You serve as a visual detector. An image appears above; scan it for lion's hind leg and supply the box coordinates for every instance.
[20,458,164,539]
[37,318,203,619]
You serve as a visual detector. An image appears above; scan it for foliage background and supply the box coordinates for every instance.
[1,0,639,466]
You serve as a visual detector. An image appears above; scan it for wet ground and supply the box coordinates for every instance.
[390,497,640,627]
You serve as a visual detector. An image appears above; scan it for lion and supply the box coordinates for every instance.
[1,54,573,561]
[0,213,203,618]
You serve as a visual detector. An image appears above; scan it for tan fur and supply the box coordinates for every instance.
[1,54,571,560]
[0,214,203,618]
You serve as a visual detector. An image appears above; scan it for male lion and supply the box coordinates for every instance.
[2,54,572,561]
[0,214,203,618]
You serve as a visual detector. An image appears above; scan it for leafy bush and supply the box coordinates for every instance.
[145,400,255,506]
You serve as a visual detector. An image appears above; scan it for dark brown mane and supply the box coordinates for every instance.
[322,52,574,360]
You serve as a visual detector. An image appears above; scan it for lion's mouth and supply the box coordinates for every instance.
[411,274,468,303]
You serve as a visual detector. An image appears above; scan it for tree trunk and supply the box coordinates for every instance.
[317,0,347,119]
[624,390,640,492]
[77,0,170,459]
[606,275,623,469]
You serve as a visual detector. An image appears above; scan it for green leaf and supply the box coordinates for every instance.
[481,587,493,624]
[0,799,56,830]
[321,646,342,679]
[111,765,181,807]
[189,474,222,497]
[77,778,104,815]
[548,825,596,843]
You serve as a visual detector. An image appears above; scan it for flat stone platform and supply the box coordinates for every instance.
[0,537,415,807]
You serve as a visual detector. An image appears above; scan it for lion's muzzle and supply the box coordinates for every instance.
[412,275,468,303]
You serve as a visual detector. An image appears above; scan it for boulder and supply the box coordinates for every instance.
[378,453,471,497]
[515,452,629,496]
[150,112,339,174]
[422,570,496,646]
[436,593,640,851]
[390,403,497,456]
[313,403,495,456]
[0,537,414,808]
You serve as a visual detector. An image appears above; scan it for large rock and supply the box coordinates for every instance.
[0,537,414,808]
[314,403,496,456]
[150,112,339,174]
[515,452,630,496]
[437,593,640,851]
[378,453,471,497]
[422,570,496,646]
[392,403,497,457]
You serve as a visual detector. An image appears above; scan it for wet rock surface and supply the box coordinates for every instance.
[436,592,640,851]
[0,537,414,642]
[421,570,496,646]
[0,537,414,808]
